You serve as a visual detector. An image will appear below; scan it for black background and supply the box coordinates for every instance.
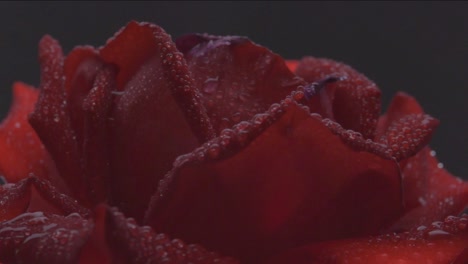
[0,2,466,179]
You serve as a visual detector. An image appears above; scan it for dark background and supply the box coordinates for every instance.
[0,2,466,179]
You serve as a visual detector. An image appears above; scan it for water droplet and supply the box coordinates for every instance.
[203,77,218,94]
[252,113,268,125]
[430,150,436,156]
[431,221,443,229]
[23,233,48,244]
[42,223,58,231]
[53,115,60,123]
[111,90,125,96]
[437,163,444,169]
[416,225,427,231]
[207,144,221,159]
[427,229,451,237]
[418,197,427,206]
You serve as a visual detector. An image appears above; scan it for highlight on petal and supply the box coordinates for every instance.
[176,34,304,134]
[145,94,402,262]
[0,82,58,183]
[266,215,468,264]
[285,60,299,72]
[294,57,381,139]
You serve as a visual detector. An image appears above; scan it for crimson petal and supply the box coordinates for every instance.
[390,147,468,231]
[61,46,115,205]
[100,21,211,220]
[0,82,58,184]
[79,66,115,204]
[375,92,467,230]
[145,96,402,262]
[0,179,31,221]
[266,215,468,264]
[79,205,238,263]
[452,248,468,264]
[295,57,381,139]
[375,92,439,161]
[29,36,87,204]
[0,177,90,220]
[0,212,93,263]
[376,92,425,136]
[176,34,305,134]
[63,46,105,147]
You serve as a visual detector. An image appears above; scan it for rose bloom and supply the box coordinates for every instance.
[0,21,467,264]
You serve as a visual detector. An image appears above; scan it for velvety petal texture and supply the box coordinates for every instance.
[29,36,87,204]
[146,96,402,262]
[0,20,466,264]
[101,22,209,220]
[176,34,304,134]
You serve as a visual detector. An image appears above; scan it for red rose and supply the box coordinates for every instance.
[0,21,467,263]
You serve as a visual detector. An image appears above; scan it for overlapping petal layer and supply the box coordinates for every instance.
[294,57,381,139]
[0,21,466,264]
[146,96,403,262]
[100,22,209,220]
[176,34,304,134]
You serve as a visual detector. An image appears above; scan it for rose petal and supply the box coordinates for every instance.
[79,66,115,204]
[100,22,211,220]
[295,57,381,139]
[27,177,91,217]
[100,21,215,140]
[63,46,105,145]
[452,247,468,264]
[78,205,114,264]
[391,147,468,231]
[375,92,439,161]
[0,179,31,221]
[29,36,87,204]
[176,34,304,134]
[0,82,58,183]
[0,177,90,221]
[146,97,402,262]
[0,212,93,263]
[374,91,467,230]
[266,215,468,264]
[377,114,439,161]
[376,92,425,137]
[79,205,238,263]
